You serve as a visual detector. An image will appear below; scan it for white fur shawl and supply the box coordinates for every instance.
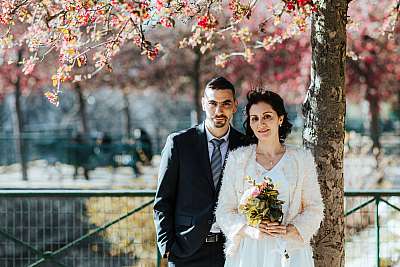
[215,144,324,257]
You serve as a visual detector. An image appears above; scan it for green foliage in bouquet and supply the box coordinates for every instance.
[239,176,284,227]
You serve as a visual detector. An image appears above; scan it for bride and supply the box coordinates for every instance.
[215,88,324,267]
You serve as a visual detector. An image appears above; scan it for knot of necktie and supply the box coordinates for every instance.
[210,138,225,148]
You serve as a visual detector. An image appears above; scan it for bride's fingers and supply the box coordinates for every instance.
[259,225,287,235]
[259,224,285,231]
[267,229,287,235]
[268,228,287,233]
[267,229,287,234]
[264,226,287,235]
[259,222,280,227]
[260,220,276,225]
[266,226,286,230]
[266,231,286,236]
[258,227,272,234]
[266,223,280,227]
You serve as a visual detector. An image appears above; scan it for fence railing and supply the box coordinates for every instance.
[345,189,400,267]
[0,189,399,267]
[0,190,158,267]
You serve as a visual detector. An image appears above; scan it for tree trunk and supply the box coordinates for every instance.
[75,82,89,136]
[366,90,381,151]
[192,48,202,124]
[122,88,132,138]
[304,1,348,266]
[14,49,28,181]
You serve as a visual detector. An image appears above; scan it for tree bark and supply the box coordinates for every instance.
[14,49,28,181]
[304,1,348,266]
[75,82,89,136]
[192,48,202,124]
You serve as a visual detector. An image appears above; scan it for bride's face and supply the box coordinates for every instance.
[249,102,284,142]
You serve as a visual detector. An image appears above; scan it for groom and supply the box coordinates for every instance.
[153,76,247,266]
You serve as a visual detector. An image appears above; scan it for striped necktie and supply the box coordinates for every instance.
[210,138,225,188]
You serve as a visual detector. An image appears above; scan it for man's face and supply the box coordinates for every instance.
[202,88,238,129]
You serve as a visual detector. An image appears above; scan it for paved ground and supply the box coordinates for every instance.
[0,156,161,189]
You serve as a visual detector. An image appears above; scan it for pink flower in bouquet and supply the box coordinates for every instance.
[251,187,261,197]
[259,181,268,191]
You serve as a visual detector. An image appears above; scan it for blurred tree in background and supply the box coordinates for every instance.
[346,0,400,152]
[0,46,50,180]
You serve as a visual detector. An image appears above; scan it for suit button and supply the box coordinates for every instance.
[208,219,212,224]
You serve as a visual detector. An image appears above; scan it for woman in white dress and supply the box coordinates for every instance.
[215,89,324,267]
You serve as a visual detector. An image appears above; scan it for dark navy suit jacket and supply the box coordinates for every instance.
[153,122,247,258]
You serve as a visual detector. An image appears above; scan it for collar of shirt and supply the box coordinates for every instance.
[205,123,230,163]
[204,124,230,143]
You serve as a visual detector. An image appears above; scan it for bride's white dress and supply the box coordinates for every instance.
[215,145,324,267]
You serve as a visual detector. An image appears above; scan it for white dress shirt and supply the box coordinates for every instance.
[205,124,230,233]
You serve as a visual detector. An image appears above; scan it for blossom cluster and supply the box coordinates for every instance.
[1,0,396,106]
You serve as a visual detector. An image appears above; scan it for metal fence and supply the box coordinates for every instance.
[345,190,400,267]
[0,189,399,267]
[0,190,157,267]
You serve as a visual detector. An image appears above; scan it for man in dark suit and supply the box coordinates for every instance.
[153,77,247,267]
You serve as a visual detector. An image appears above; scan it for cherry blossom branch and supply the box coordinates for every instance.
[10,0,31,15]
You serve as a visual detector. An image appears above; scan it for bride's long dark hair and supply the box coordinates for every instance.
[243,88,293,144]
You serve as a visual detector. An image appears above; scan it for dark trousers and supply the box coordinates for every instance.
[168,240,225,267]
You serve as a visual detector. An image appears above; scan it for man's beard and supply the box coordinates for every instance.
[212,116,228,128]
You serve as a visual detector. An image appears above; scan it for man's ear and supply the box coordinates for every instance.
[201,97,206,111]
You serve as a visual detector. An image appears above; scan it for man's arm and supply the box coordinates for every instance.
[153,134,179,257]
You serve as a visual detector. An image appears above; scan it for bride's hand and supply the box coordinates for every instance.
[259,219,287,237]
[286,224,303,241]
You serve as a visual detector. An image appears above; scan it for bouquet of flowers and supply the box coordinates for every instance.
[239,175,284,227]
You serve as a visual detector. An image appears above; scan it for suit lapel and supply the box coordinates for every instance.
[196,122,216,194]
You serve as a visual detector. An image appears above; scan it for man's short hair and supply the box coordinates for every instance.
[205,76,236,96]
